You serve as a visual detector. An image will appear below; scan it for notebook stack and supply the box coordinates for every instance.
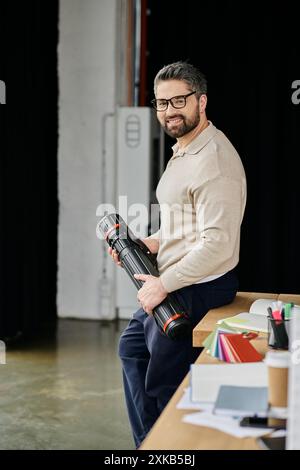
[202,322,263,363]
[213,385,269,417]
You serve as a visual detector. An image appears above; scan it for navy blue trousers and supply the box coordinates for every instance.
[118,269,238,447]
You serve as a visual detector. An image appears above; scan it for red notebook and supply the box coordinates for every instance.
[219,333,263,363]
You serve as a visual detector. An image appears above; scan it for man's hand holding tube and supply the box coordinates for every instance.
[108,237,164,314]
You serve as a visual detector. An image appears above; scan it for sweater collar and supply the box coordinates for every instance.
[171,121,217,159]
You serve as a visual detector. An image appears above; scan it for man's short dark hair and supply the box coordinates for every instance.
[154,61,207,97]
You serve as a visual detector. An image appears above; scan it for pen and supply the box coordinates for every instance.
[285,303,293,320]
[271,309,282,321]
[267,307,273,317]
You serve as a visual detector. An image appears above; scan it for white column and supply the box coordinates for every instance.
[58,0,117,319]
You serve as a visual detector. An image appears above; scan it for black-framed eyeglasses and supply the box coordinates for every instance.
[151,91,197,111]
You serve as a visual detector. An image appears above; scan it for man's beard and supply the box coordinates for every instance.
[162,108,200,138]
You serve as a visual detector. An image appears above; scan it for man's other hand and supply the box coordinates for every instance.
[108,247,122,266]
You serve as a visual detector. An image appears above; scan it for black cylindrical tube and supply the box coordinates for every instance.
[98,214,191,340]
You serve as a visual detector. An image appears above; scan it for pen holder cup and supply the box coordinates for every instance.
[268,317,290,350]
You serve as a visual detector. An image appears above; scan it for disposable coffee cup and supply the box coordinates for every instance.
[265,350,290,408]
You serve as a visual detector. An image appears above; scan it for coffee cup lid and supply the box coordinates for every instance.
[264,350,290,368]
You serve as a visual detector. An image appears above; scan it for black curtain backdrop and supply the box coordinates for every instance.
[0,1,58,339]
[147,0,300,294]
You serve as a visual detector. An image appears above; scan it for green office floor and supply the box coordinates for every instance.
[0,319,134,450]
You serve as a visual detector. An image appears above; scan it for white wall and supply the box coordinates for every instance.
[58,0,117,319]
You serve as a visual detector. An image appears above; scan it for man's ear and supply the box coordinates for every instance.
[199,94,207,113]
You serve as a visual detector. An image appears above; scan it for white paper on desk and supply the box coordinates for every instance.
[182,411,273,438]
[217,312,268,333]
[176,388,214,411]
[190,362,267,403]
[217,299,300,334]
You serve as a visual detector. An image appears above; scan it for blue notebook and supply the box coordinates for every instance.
[213,385,269,417]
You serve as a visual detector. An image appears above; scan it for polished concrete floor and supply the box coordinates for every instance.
[0,319,134,450]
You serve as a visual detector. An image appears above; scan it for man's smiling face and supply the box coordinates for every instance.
[155,79,200,139]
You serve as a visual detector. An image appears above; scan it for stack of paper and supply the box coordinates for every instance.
[176,387,213,411]
[178,363,272,438]
[190,362,268,403]
[203,322,263,362]
[217,312,269,333]
[182,411,272,438]
[216,299,300,334]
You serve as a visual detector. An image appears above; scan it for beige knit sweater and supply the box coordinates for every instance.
[149,121,247,293]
